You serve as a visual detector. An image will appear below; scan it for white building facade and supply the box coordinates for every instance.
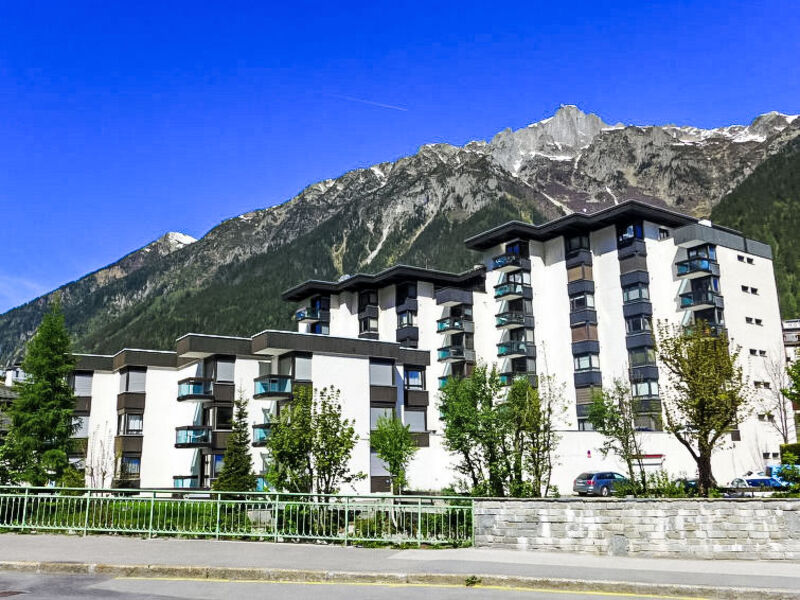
[58,201,796,494]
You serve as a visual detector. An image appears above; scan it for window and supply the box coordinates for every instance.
[370,450,390,476]
[754,381,763,388]
[578,419,595,431]
[658,228,670,240]
[687,244,717,261]
[294,354,312,381]
[565,234,590,254]
[72,415,90,438]
[622,282,650,303]
[120,456,141,476]
[738,255,745,262]
[358,290,378,311]
[396,282,417,305]
[397,310,415,328]
[404,409,426,432]
[370,406,394,430]
[215,406,233,430]
[763,381,771,389]
[505,240,528,257]
[629,348,656,367]
[573,353,600,371]
[759,349,767,357]
[120,368,146,393]
[749,349,758,356]
[625,316,652,334]
[359,317,378,333]
[745,317,754,324]
[747,257,754,265]
[751,287,759,295]
[569,293,595,312]
[71,372,93,396]
[755,318,763,326]
[567,264,593,283]
[369,359,394,387]
[118,413,143,435]
[616,221,644,247]
[632,379,659,398]
[310,322,329,335]
[215,359,235,383]
[404,367,425,390]
[742,285,749,293]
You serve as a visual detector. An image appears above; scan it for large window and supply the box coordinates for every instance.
[616,221,644,247]
[396,282,417,305]
[120,456,141,477]
[295,354,312,381]
[569,293,595,312]
[359,317,378,333]
[687,244,717,261]
[369,359,394,387]
[404,409,426,432]
[573,353,600,372]
[370,406,394,430]
[309,322,329,335]
[622,282,650,303]
[215,359,235,382]
[565,234,590,254]
[358,289,378,312]
[72,416,90,438]
[119,368,146,393]
[118,413,143,435]
[404,366,425,390]
[625,316,652,334]
[629,348,656,367]
[632,379,659,398]
[71,372,93,396]
[397,310,416,328]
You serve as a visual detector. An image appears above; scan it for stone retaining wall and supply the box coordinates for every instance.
[474,498,800,560]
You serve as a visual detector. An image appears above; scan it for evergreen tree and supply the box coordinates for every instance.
[370,415,417,494]
[212,388,257,493]
[1,300,77,485]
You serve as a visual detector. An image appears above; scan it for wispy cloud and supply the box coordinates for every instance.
[326,93,409,112]
[0,274,50,313]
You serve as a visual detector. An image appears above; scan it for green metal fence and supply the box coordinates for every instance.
[0,486,473,547]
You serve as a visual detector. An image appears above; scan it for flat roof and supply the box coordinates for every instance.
[282,264,486,302]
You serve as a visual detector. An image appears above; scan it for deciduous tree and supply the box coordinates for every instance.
[370,415,417,494]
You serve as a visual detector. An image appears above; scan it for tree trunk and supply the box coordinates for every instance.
[697,451,715,497]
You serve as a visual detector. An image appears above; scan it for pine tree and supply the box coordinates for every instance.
[1,299,77,485]
[212,388,257,494]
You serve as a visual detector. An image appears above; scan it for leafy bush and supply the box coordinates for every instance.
[781,444,800,463]
[614,471,688,498]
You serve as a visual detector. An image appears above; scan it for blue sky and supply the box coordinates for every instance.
[1,1,798,312]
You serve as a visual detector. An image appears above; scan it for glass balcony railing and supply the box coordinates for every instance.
[295,307,321,323]
[495,311,526,328]
[491,253,527,271]
[494,282,527,299]
[497,340,533,357]
[177,378,213,400]
[499,372,537,387]
[252,424,273,445]
[436,316,466,332]
[437,346,475,362]
[676,258,716,276]
[253,375,293,398]
[173,476,200,489]
[679,290,719,308]
[175,426,212,447]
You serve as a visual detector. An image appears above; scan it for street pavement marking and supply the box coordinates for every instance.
[116,576,710,600]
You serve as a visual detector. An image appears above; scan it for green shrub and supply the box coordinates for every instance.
[781,444,800,463]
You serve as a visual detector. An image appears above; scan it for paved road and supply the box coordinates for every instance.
[0,572,705,600]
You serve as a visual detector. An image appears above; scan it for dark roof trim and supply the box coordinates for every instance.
[74,354,114,371]
[464,200,735,250]
[175,334,255,359]
[251,330,430,366]
[282,264,486,302]
[112,349,177,371]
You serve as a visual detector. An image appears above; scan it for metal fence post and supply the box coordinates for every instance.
[83,490,92,536]
[343,496,349,547]
[148,492,155,538]
[272,494,279,542]
[417,498,422,547]
[20,488,30,529]
[471,498,476,548]
[215,493,221,540]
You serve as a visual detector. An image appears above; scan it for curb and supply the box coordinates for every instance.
[1,561,798,600]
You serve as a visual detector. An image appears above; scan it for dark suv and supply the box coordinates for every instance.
[573,471,627,496]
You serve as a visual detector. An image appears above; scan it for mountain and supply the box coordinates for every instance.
[1,106,798,364]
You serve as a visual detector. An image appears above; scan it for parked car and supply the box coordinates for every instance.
[573,471,628,497]
[744,477,786,490]
[674,477,700,496]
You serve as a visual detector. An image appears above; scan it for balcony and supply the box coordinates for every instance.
[632,397,662,414]
[295,306,327,323]
[177,378,213,401]
[676,258,720,278]
[436,316,473,333]
[499,372,538,387]
[494,282,531,301]
[495,311,532,330]
[173,476,200,489]
[253,375,293,400]
[437,346,476,363]
[497,340,535,359]
[175,426,212,448]
[574,370,602,388]
[252,424,273,447]
[684,323,727,338]
[679,290,723,310]
[491,253,530,273]
[435,287,473,307]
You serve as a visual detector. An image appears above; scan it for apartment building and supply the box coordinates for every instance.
[286,201,795,491]
[7,201,793,493]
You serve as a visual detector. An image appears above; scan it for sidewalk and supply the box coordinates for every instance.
[1,534,799,599]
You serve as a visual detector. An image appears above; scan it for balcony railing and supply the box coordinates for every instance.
[491,253,529,272]
[436,316,470,333]
[177,378,213,401]
[437,346,476,363]
[175,426,212,448]
[173,476,200,489]
[497,340,534,358]
[495,311,527,329]
[295,307,322,323]
[679,290,721,309]
[499,372,537,387]
[494,282,529,300]
[253,375,293,399]
[252,424,273,446]
[676,257,718,277]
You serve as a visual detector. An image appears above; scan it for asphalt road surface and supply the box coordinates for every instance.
[0,572,707,600]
